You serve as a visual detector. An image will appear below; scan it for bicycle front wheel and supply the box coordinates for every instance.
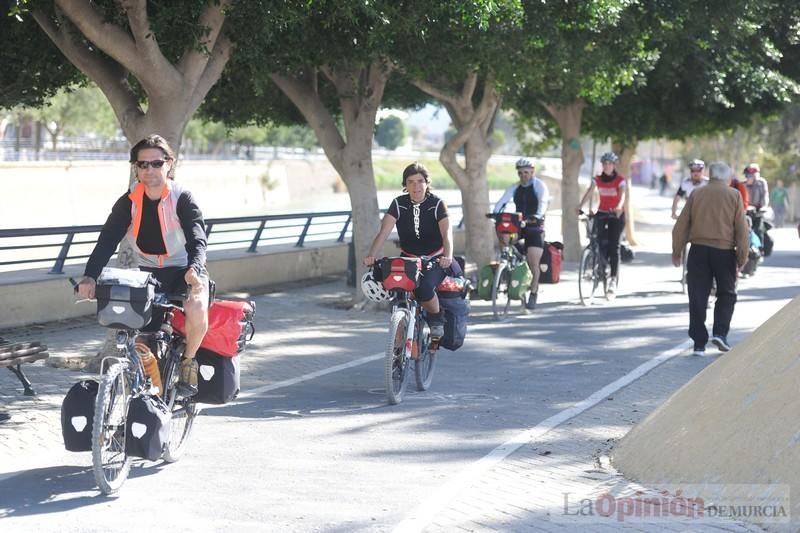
[162,346,197,463]
[414,320,437,391]
[385,310,410,405]
[92,361,132,495]
[578,247,596,306]
[491,264,512,321]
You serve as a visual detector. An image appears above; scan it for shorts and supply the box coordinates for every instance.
[140,266,211,331]
[522,225,544,250]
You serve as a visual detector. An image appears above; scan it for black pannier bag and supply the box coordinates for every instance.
[125,393,171,461]
[195,348,241,404]
[61,379,99,452]
[620,243,635,264]
[95,267,157,329]
[438,296,469,351]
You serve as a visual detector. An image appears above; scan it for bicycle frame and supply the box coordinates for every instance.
[390,290,419,362]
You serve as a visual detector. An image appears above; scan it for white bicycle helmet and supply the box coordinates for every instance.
[361,270,391,302]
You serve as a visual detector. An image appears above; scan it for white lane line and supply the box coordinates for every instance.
[392,338,693,533]
[236,352,384,399]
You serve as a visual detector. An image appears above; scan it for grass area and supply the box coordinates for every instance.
[372,158,520,191]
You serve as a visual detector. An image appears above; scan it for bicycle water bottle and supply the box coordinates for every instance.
[135,343,163,394]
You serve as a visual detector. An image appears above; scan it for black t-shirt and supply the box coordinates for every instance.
[387,193,448,256]
[138,196,167,254]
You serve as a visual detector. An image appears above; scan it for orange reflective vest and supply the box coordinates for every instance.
[126,181,188,269]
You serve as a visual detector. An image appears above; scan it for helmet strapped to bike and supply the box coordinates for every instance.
[689,159,705,171]
[361,270,391,302]
[515,158,533,170]
[600,152,619,164]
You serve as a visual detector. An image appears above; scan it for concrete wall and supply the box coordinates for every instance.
[613,296,800,532]
[0,230,466,329]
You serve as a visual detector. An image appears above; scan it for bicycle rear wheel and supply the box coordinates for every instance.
[414,320,436,391]
[578,247,596,306]
[162,345,197,463]
[491,264,512,321]
[385,310,410,405]
[92,361,132,494]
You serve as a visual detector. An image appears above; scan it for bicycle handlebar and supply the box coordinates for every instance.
[69,276,184,311]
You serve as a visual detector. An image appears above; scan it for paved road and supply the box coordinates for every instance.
[1,189,798,532]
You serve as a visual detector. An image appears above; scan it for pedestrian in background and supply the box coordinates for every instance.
[672,162,749,356]
[770,179,790,228]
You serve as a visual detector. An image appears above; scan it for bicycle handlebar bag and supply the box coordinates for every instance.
[95,267,157,329]
[125,393,171,461]
[495,212,522,234]
[376,257,421,292]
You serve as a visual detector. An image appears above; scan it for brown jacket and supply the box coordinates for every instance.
[672,179,749,267]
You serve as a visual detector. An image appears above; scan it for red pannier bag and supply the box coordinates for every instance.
[173,299,255,357]
[539,242,563,284]
[378,257,421,291]
[495,212,522,234]
[436,276,468,298]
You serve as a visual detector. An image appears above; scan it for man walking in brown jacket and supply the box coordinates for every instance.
[672,162,749,356]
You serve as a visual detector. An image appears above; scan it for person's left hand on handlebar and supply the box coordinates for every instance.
[363,256,376,267]
[438,256,453,268]
[77,276,96,299]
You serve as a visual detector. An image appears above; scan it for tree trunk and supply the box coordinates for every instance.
[544,100,585,261]
[271,64,389,303]
[612,140,638,245]
[448,127,495,269]
[413,73,498,269]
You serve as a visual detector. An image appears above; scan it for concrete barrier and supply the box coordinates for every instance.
[612,295,800,531]
[0,230,466,329]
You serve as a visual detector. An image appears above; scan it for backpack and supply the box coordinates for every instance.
[173,299,255,357]
[507,262,532,300]
[125,393,171,461]
[477,264,497,300]
[539,242,563,284]
[61,380,98,452]
[438,296,469,351]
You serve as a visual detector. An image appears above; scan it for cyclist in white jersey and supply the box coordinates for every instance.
[671,159,708,219]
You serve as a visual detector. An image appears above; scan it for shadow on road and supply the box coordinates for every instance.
[0,461,164,517]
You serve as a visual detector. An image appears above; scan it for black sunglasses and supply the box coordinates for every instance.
[134,159,167,169]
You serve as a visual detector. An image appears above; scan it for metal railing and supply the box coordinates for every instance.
[0,205,464,274]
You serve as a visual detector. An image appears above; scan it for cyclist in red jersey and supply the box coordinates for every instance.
[577,152,627,293]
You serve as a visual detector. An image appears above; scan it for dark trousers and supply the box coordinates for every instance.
[414,264,447,302]
[594,213,625,277]
[686,244,738,347]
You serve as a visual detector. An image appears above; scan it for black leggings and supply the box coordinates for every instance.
[593,213,625,277]
[415,264,447,302]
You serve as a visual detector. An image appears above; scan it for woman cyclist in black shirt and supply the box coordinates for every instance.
[363,162,453,338]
